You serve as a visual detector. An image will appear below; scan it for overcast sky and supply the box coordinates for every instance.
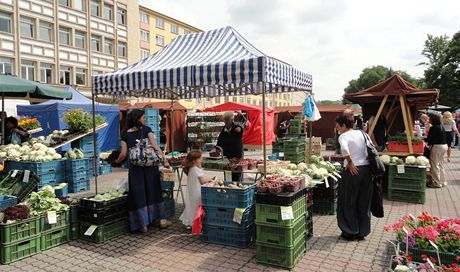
[140,0,460,100]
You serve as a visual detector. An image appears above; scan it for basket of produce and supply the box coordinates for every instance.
[257,175,305,194]
[0,170,39,202]
[79,190,127,210]
[201,181,256,209]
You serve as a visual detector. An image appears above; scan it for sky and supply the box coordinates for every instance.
[139,0,460,100]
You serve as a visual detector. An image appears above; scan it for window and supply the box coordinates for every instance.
[40,63,53,84]
[20,16,34,38]
[75,0,85,11]
[140,49,149,59]
[104,38,113,54]
[239,97,244,103]
[224,96,229,102]
[184,28,191,34]
[21,60,35,81]
[0,12,12,33]
[76,68,86,85]
[170,23,178,34]
[232,97,237,102]
[39,21,53,42]
[140,30,149,42]
[59,27,71,46]
[215,97,221,104]
[93,70,103,75]
[118,42,126,57]
[91,35,101,52]
[91,0,100,17]
[103,4,113,20]
[247,98,251,104]
[59,0,70,7]
[0,58,12,74]
[75,31,86,48]
[155,35,164,46]
[117,8,126,25]
[155,17,164,29]
[59,66,71,85]
[140,11,149,23]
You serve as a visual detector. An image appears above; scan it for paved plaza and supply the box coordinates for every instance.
[2,150,460,272]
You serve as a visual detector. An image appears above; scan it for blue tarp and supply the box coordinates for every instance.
[16,87,120,152]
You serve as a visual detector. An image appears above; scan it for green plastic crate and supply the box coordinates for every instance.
[0,235,41,264]
[70,223,79,240]
[255,197,306,227]
[256,214,306,247]
[41,209,70,232]
[79,219,128,244]
[0,216,41,244]
[256,232,307,269]
[388,176,426,192]
[388,165,427,181]
[40,226,70,251]
[388,189,425,204]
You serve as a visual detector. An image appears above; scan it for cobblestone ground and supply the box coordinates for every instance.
[2,150,460,272]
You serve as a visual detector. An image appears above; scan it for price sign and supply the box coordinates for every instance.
[45,135,53,144]
[408,213,416,220]
[47,211,57,224]
[233,208,246,224]
[11,170,18,178]
[426,258,435,270]
[84,225,98,236]
[397,165,405,174]
[280,206,294,220]
[279,152,284,157]
[23,170,30,183]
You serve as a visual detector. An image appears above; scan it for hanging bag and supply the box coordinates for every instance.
[128,127,162,167]
[360,130,385,176]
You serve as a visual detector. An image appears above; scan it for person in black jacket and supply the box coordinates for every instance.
[217,111,244,181]
[426,113,447,188]
[5,117,29,144]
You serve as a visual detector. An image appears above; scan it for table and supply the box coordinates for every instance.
[51,123,108,149]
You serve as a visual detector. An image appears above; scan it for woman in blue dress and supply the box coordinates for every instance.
[115,109,171,232]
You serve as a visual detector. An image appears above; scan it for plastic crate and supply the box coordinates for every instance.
[397,242,458,265]
[0,195,17,209]
[98,164,112,175]
[161,181,175,190]
[3,171,39,202]
[201,224,255,248]
[203,205,255,229]
[0,235,41,264]
[388,165,427,181]
[256,232,307,269]
[201,182,256,209]
[255,197,306,227]
[256,214,306,247]
[388,177,426,192]
[70,223,79,240]
[0,216,41,244]
[6,160,65,176]
[164,199,175,218]
[41,209,70,232]
[79,205,127,225]
[68,179,90,193]
[313,186,338,201]
[65,159,90,172]
[306,189,313,207]
[79,219,128,244]
[40,226,70,251]
[312,199,337,215]
[53,183,68,198]
[388,189,425,204]
[66,170,90,181]
[306,217,313,241]
[69,204,79,223]
[79,195,128,210]
[256,188,307,206]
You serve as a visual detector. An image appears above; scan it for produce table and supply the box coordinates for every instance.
[27,128,43,134]
[51,123,107,149]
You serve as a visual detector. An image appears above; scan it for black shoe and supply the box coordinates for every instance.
[356,236,365,241]
[340,233,356,241]
[427,183,442,188]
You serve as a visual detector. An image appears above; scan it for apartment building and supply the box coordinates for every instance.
[0,0,140,94]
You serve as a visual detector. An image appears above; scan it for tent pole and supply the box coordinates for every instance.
[170,98,174,153]
[399,95,413,154]
[262,83,267,176]
[1,93,4,145]
[368,95,388,136]
[308,121,312,163]
[91,88,98,194]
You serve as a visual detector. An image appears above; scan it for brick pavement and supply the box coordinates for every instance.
[1,150,459,272]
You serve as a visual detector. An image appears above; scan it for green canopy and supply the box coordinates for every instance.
[0,74,72,100]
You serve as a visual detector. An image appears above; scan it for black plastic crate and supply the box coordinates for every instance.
[79,195,128,210]
[79,205,127,225]
[256,188,307,206]
[313,186,338,201]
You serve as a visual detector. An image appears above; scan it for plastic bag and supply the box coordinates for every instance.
[117,178,129,192]
[191,203,205,235]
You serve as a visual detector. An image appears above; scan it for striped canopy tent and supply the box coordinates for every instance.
[91,26,313,174]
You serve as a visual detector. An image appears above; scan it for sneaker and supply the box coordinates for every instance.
[427,183,442,188]
[159,220,172,229]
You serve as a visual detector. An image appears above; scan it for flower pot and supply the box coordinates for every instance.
[398,242,459,265]
[387,141,424,154]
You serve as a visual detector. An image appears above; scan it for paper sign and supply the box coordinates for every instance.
[408,214,416,220]
[11,170,18,178]
[280,206,294,220]
[397,165,405,174]
[84,225,98,236]
[402,226,409,235]
[23,170,30,183]
[279,152,284,157]
[429,240,439,251]
[45,135,52,144]
[233,208,246,224]
[426,258,435,269]
[224,171,232,180]
[47,211,57,224]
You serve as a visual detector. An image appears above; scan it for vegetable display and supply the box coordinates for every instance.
[18,117,40,130]
[212,181,249,189]
[0,205,30,223]
[62,109,105,132]
[257,175,305,194]
[65,148,85,160]
[0,142,62,162]
[0,170,38,200]
[90,190,124,202]
[25,185,68,216]
[380,155,429,166]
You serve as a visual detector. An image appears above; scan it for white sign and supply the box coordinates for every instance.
[280,206,294,220]
[47,211,57,224]
[23,170,30,183]
[84,225,98,236]
[233,208,245,224]
[11,170,18,178]
[397,165,405,174]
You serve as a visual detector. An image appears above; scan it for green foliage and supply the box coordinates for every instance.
[62,109,106,132]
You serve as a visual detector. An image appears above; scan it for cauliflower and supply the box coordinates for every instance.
[287,163,297,170]
[416,156,429,166]
[297,163,307,171]
[405,156,417,165]
[46,148,57,155]
[53,154,62,160]
[380,155,391,165]
[33,143,46,151]
[391,156,400,164]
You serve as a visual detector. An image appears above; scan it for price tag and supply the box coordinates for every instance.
[47,211,57,224]
[280,206,294,220]
[84,225,98,236]
[23,170,30,183]
[11,170,18,178]
[324,177,330,188]
[279,152,284,157]
[426,258,435,270]
[429,240,439,251]
[397,165,405,174]
[409,214,416,220]
[45,135,53,144]
[402,226,409,235]
[233,208,246,224]
[224,171,232,180]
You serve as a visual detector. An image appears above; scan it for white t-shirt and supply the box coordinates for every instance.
[443,121,458,132]
[338,130,369,167]
[179,166,204,226]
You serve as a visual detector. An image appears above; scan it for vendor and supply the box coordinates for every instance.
[5,117,29,145]
[217,111,244,181]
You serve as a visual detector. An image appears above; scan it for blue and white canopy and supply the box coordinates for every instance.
[92,26,312,99]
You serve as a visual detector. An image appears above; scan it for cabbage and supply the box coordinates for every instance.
[53,154,62,160]
[416,156,429,166]
[405,156,417,165]
[310,155,320,164]
[287,163,297,170]
[46,149,57,155]
[65,149,77,160]
[380,155,391,165]
[391,156,400,164]
[74,149,84,159]
[297,163,307,171]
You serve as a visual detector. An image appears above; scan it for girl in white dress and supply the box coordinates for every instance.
[180,151,212,228]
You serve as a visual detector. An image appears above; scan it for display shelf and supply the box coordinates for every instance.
[186,112,224,150]
[51,123,108,149]
[27,128,43,134]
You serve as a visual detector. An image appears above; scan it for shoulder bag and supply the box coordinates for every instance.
[360,130,385,176]
[128,127,162,167]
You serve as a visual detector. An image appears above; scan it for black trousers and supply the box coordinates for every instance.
[232,172,242,182]
[337,165,373,237]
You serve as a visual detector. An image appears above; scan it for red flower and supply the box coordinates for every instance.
[429,257,436,263]
[384,226,391,232]
[406,255,413,262]
[452,263,459,268]
[421,254,427,260]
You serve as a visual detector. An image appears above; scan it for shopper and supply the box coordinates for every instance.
[5,117,29,145]
[115,109,171,233]
[179,150,213,229]
[217,111,244,181]
[368,110,388,152]
[442,111,460,162]
[420,113,431,138]
[426,113,448,188]
[335,115,373,241]
[355,115,364,130]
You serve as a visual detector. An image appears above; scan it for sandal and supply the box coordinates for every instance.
[159,220,172,229]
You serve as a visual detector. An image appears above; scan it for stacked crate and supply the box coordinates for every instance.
[387,165,426,204]
[161,181,175,218]
[201,182,256,248]
[40,210,71,251]
[129,108,161,146]
[6,160,66,190]
[287,117,304,135]
[65,159,91,193]
[98,161,112,175]
[255,189,308,269]
[306,189,313,241]
[78,195,128,243]
[72,134,100,176]
[69,204,79,240]
[283,138,306,164]
[312,178,338,215]
[306,137,322,157]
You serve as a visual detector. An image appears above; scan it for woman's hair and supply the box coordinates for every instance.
[442,111,453,125]
[124,109,145,132]
[336,115,353,129]
[5,117,18,127]
[183,150,202,175]
[429,113,442,125]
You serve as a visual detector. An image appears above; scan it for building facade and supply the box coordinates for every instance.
[0,0,140,94]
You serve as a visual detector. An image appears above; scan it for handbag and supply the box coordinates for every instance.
[370,176,384,218]
[128,127,162,167]
[360,131,385,176]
